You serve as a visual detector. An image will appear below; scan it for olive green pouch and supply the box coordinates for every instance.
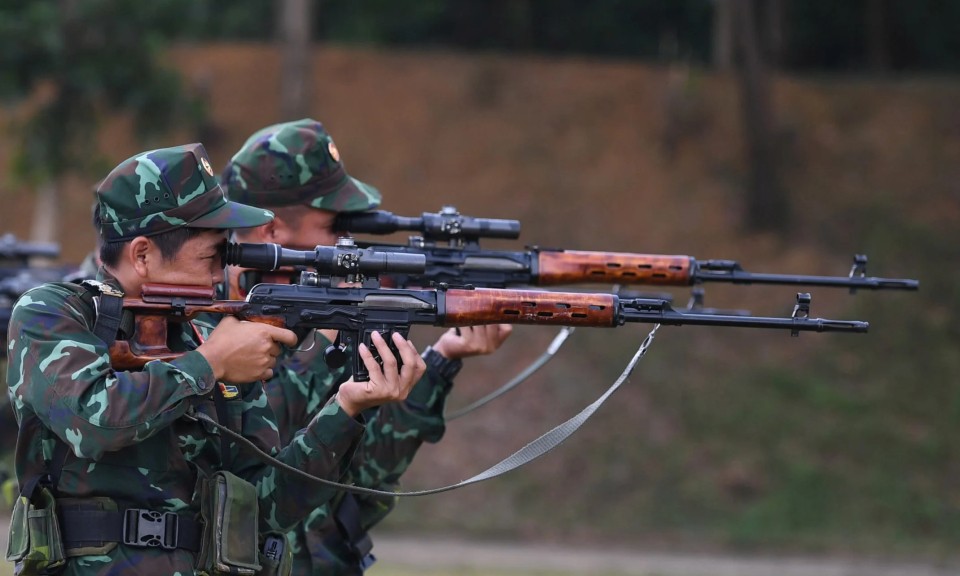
[256,532,292,576]
[5,487,66,574]
[197,471,261,575]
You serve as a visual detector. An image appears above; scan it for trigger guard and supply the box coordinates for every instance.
[293,327,311,346]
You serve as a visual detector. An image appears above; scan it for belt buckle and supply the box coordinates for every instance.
[122,509,179,550]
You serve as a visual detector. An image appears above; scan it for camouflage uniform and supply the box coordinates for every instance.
[5,144,366,575]
[223,120,458,575]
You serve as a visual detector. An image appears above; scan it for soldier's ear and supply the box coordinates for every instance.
[263,218,286,243]
[247,220,275,243]
[128,236,153,278]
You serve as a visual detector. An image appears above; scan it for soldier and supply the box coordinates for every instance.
[220,118,512,575]
[5,143,425,575]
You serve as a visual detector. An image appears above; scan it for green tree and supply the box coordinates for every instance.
[0,0,202,242]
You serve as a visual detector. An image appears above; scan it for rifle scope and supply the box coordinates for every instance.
[0,233,60,261]
[224,240,426,277]
[334,205,521,241]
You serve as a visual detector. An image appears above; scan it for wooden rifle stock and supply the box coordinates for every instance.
[536,250,694,286]
[107,283,284,370]
[442,288,619,327]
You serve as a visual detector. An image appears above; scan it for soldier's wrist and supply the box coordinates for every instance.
[421,346,463,381]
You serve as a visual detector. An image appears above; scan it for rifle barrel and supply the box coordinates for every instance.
[618,298,869,333]
[694,268,919,290]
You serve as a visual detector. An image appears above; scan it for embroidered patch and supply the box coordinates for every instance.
[218,382,240,399]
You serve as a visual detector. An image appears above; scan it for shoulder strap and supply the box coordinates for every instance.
[333,494,374,565]
[79,280,126,344]
[182,324,660,499]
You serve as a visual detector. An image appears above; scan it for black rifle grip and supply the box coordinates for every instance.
[353,328,406,382]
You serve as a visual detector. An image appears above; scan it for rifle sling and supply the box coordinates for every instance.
[78,280,129,344]
[446,327,575,420]
[184,324,660,498]
[19,415,70,501]
[330,493,374,567]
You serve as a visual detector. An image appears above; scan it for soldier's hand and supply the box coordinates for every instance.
[431,324,513,360]
[198,316,298,383]
[336,331,426,417]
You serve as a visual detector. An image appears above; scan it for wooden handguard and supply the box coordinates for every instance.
[443,288,619,327]
[536,250,693,286]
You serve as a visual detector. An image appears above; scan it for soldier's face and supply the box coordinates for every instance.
[147,230,227,287]
[283,208,340,250]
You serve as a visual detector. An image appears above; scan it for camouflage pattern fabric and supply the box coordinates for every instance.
[6,278,365,574]
[194,285,453,574]
[267,332,454,576]
[0,362,16,507]
[220,119,381,213]
[97,143,274,241]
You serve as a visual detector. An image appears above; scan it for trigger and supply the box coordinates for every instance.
[293,327,311,345]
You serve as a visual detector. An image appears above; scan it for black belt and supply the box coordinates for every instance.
[59,508,203,553]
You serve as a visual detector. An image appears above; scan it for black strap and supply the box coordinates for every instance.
[58,508,202,553]
[212,385,232,468]
[78,280,126,344]
[332,494,374,565]
[93,291,124,344]
[19,417,70,502]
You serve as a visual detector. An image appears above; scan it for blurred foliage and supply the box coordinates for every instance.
[3,0,957,183]
[172,0,958,72]
[0,0,204,183]
[785,0,960,71]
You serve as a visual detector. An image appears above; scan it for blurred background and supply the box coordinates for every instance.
[1,0,957,573]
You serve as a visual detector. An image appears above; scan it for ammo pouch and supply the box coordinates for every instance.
[256,532,292,576]
[5,485,66,575]
[197,471,262,575]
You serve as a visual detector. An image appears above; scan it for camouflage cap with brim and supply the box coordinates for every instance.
[221,118,382,213]
[97,143,274,242]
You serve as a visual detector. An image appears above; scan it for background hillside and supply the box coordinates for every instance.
[1,43,956,559]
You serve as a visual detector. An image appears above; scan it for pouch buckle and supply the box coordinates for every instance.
[123,509,179,550]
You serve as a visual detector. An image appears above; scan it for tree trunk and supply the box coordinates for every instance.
[866,0,888,73]
[30,180,60,244]
[763,0,784,67]
[734,0,788,233]
[279,0,313,120]
[712,0,735,70]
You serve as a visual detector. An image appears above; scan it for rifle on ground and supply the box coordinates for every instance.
[334,207,919,293]
[108,242,869,381]
[1,234,73,356]
[0,233,60,277]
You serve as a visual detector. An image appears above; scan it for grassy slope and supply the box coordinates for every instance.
[0,45,957,558]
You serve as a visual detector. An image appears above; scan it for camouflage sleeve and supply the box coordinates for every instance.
[265,331,344,446]
[6,283,216,460]
[230,381,365,533]
[350,366,452,489]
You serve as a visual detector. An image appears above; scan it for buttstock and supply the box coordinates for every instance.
[107,313,182,369]
[108,340,181,370]
[536,250,694,286]
[443,288,618,327]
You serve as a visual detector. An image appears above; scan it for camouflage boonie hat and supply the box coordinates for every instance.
[221,118,381,213]
[97,143,274,242]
